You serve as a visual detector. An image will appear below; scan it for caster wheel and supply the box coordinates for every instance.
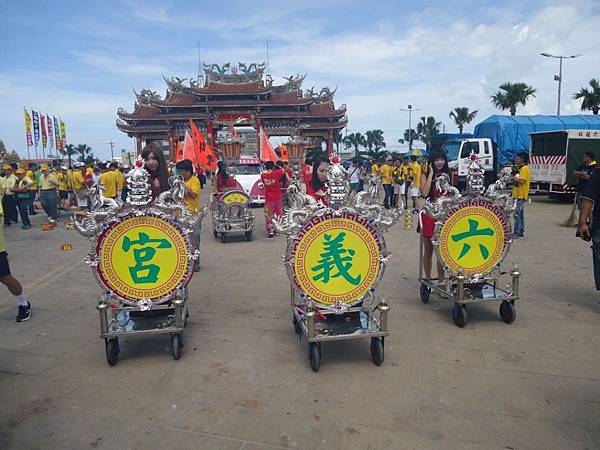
[370,337,384,366]
[451,304,467,328]
[171,333,183,360]
[221,233,227,243]
[213,230,218,238]
[293,317,302,335]
[420,283,431,304]
[500,300,516,324]
[245,231,253,241]
[308,342,321,372]
[105,338,119,366]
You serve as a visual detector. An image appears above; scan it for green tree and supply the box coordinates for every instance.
[75,144,97,165]
[365,129,386,152]
[491,82,536,115]
[342,132,366,158]
[449,107,478,133]
[333,130,344,153]
[364,148,388,162]
[399,129,417,149]
[573,78,600,115]
[416,116,441,151]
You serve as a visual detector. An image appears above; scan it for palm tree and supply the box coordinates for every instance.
[573,79,600,115]
[449,107,478,133]
[416,116,441,151]
[342,132,366,158]
[399,129,417,148]
[64,144,78,168]
[75,144,96,165]
[365,129,386,152]
[491,82,536,115]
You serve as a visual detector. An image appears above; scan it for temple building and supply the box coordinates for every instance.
[116,62,348,160]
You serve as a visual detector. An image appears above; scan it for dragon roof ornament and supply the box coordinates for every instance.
[203,62,265,84]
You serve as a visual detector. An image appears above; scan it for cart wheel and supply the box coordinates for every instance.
[171,333,183,360]
[105,338,119,366]
[245,231,253,241]
[451,304,468,328]
[370,337,385,366]
[213,230,218,238]
[221,233,227,243]
[308,342,321,372]
[499,300,516,324]
[420,283,431,304]
[293,316,303,335]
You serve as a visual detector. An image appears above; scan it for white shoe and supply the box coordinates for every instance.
[49,219,56,224]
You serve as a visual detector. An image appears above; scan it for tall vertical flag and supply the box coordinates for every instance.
[189,119,218,171]
[53,116,61,152]
[32,110,40,146]
[259,128,279,163]
[182,130,198,167]
[60,118,67,149]
[40,114,48,149]
[47,115,55,151]
[24,108,33,147]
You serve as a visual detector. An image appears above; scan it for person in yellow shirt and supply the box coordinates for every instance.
[371,161,379,176]
[55,166,70,210]
[12,168,33,229]
[100,163,120,199]
[512,152,531,239]
[71,163,88,210]
[409,156,422,212]
[2,165,18,226]
[379,157,395,209]
[39,165,60,223]
[25,163,39,215]
[399,157,411,207]
[0,198,33,322]
[176,159,201,271]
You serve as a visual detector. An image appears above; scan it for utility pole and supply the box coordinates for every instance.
[540,52,582,116]
[109,140,115,161]
[399,105,419,152]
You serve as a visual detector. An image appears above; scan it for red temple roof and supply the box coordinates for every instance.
[192,81,269,95]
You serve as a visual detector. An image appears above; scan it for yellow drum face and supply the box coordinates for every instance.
[293,214,381,306]
[438,201,509,276]
[222,191,249,205]
[97,215,190,301]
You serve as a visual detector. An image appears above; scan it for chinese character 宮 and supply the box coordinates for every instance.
[122,232,172,283]
[451,218,494,260]
[311,232,362,285]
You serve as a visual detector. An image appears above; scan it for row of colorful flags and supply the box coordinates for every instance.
[24,107,67,157]
[174,120,219,171]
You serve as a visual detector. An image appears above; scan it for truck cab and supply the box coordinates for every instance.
[448,138,496,188]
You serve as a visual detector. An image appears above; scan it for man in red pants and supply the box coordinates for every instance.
[261,161,286,238]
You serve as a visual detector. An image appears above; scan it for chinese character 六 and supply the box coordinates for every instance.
[122,232,172,283]
[451,218,494,260]
[311,232,362,285]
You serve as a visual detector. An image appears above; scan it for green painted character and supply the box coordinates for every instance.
[451,218,494,260]
[122,232,172,283]
[311,232,361,285]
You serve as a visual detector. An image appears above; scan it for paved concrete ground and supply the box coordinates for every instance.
[0,194,599,450]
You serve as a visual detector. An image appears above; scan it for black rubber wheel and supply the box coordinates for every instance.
[293,316,302,335]
[245,231,253,241]
[213,230,218,238]
[370,337,384,366]
[221,233,226,243]
[420,283,431,304]
[105,338,119,366]
[500,300,516,324]
[171,333,183,360]
[308,342,321,372]
[451,304,468,328]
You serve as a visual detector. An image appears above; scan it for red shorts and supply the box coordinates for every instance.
[420,212,436,239]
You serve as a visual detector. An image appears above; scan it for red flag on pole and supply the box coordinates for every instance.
[279,144,289,162]
[259,128,279,163]
[189,119,218,171]
[182,131,197,166]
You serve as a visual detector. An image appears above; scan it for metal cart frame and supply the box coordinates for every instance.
[210,191,255,242]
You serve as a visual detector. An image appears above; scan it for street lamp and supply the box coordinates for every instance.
[399,104,419,151]
[540,52,582,116]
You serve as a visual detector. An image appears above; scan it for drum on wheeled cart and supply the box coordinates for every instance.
[210,190,255,242]
[417,160,521,328]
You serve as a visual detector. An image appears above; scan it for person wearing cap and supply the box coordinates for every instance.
[55,166,70,210]
[25,163,39,216]
[71,163,88,211]
[0,197,32,321]
[2,164,18,227]
[11,168,33,229]
[39,165,60,223]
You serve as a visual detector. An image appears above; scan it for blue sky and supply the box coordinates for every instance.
[1,0,599,159]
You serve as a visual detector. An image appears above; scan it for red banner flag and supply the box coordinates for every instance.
[189,119,218,171]
[259,128,279,163]
[182,130,198,166]
[279,143,289,162]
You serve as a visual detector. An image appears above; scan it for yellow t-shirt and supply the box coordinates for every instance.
[379,164,394,185]
[371,163,379,175]
[411,162,422,188]
[3,174,16,196]
[26,170,38,190]
[40,173,59,190]
[512,165,531,199]
[71,170,85,191]
[100,171,118,198]
[184,175,201,213]
[115,170,124,192]
[56,172,68,191]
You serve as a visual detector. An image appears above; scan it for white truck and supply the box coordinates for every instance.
[529,130,600,198]
[447,138,497,189]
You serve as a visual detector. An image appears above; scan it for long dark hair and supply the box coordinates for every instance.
[311,156,331,191]
[217,160,229,184]
[427,150,449,176]
[141,144,169,192]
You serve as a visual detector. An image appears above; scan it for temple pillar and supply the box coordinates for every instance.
[136,135,142,155]
[326,130,333,157]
